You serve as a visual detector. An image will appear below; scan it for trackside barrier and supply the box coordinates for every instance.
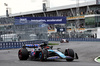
[0,40,48,50]
[49,38,100,41]
[0,42,25,50]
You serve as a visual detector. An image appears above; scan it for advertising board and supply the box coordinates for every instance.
[14,17,67,25]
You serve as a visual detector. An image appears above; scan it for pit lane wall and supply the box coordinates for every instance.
[0,40,48,50]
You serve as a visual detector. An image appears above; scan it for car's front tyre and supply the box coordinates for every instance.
[65,49,74,61]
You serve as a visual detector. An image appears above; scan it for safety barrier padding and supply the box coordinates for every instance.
[49,38,100,41]
[0,40,48,50]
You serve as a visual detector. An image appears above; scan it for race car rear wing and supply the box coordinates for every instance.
[22,44,40,48]
[22,43,48,48]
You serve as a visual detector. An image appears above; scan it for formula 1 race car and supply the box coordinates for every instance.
[60,39,69,43]
[18,43,78,61]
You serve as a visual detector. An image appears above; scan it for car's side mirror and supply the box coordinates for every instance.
[50,46,53,49]
[57,48,61,51]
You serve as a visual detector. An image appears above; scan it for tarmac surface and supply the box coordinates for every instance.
[0,41,100,66]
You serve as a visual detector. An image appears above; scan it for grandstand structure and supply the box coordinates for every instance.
[0,0,100,40]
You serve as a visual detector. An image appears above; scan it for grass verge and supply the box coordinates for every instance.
[48,43,59,45]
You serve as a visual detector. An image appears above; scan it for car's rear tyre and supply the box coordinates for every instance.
[18,48,29,60]
[60,40,63,43]
[65,49,74,61]
[39,49,48,61]
[66,40,69,43]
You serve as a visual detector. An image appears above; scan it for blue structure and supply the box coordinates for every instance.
[0,40,48,50]
[49,38,100,42]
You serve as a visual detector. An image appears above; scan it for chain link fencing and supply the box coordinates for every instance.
[0,18,48,42]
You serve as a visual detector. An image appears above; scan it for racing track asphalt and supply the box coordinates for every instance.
[0,41,100,66]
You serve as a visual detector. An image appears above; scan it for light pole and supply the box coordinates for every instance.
[75,0,79,38]
[4,3,9,17]
[4,3,9,42]
[76,0,79,28]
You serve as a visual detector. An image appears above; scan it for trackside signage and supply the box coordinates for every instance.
[14,17,67,25]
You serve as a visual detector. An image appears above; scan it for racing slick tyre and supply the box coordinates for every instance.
[65,49,74,61]
[66,40,69,43]
[39,49,48,61]
[18,48,29,60]
[60,40,63,43]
